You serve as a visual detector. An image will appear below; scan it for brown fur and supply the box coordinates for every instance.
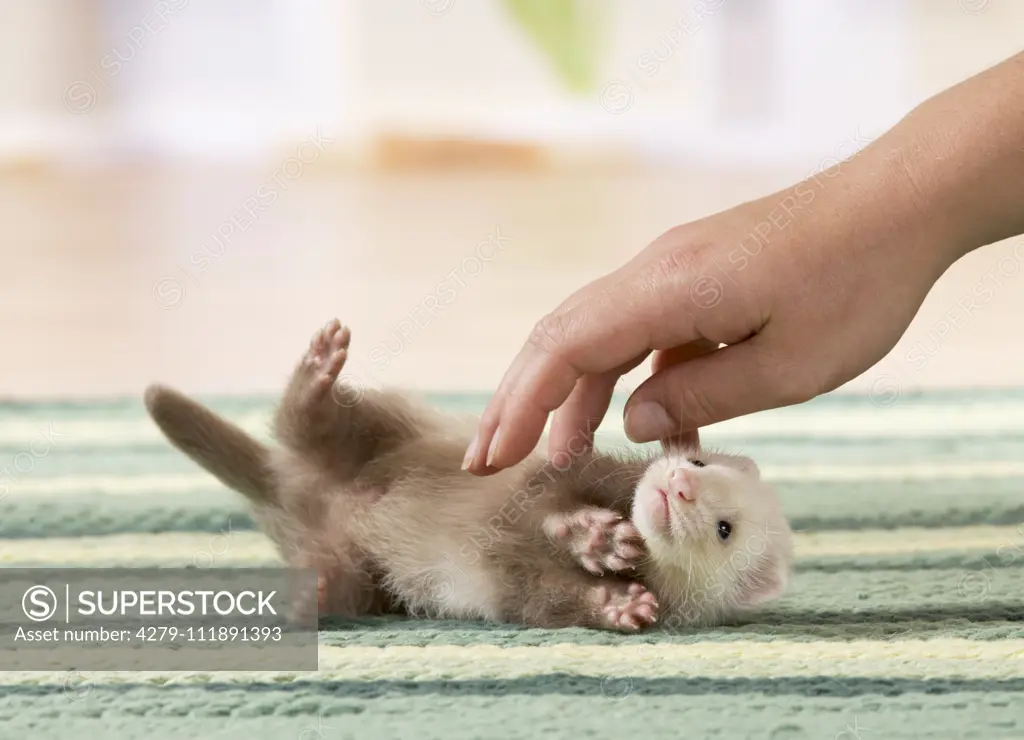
[144,319,793,631]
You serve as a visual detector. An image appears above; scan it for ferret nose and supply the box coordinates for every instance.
[669,468,698,502]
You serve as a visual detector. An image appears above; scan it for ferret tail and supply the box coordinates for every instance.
[144,384,275,505]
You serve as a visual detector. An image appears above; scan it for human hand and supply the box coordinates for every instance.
[460,51,1024,475]
[460,159,955,475]
[461,196,948,474]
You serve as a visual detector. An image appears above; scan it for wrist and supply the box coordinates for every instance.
[778,123,961,282]
[867,111,968,271]
[864,53,1024,267]
[816,103,994,280]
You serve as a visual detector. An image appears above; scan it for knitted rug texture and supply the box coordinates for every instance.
[1,390,1023,739]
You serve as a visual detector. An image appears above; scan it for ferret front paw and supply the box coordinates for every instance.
[296,318,351,407]
[544,507,645,575]
[590,582,658,631]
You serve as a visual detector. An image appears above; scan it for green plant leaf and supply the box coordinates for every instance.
[501,0,607,94]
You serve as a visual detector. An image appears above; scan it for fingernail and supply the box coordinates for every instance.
[486,427,502,467]
[461,433,478,470]
[625,402,675,442]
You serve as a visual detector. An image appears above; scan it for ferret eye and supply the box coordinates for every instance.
[716,521,732,541]
[690,459,705,467]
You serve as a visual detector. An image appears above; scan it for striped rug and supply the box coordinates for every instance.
[1,390,1023,739]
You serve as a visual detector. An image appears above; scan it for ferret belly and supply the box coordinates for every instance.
[364,526,506,621]
[356,478,525,622]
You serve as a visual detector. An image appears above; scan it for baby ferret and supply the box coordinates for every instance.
[144,319,794,632]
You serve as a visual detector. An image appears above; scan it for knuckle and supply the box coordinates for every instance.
[528,312,570,356]
[675,382,720,426]
[649,241,713,285]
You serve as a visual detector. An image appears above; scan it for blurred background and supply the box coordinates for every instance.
[0,0,1022,400]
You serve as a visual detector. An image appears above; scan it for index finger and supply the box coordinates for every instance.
[463,266,699,474]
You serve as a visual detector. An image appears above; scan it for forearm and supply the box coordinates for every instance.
[863,51,1024,265]
[714,53,1024,288]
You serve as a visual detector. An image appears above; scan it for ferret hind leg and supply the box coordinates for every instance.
[288,539,382,620]
[504,565,659,632]
[273,318,425,471]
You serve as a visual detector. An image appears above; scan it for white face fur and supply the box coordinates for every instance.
[631,448,794,623]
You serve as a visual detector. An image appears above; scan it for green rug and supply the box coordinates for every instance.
[1,390,1023,738]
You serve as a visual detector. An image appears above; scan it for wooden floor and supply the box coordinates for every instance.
[2,162,1023,400]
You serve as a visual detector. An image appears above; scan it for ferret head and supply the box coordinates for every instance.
[631,448,793,625]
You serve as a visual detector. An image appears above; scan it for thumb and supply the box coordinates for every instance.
[651,340,720,451]
[624,338,792,442]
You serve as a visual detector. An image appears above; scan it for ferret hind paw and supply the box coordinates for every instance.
[296,319,352,404]
[590,582,659,631]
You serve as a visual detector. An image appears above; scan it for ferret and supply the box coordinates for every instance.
[144,319,793,631]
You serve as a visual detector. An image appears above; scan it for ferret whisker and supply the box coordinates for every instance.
[590,468,626,488]
[576,456,603,480]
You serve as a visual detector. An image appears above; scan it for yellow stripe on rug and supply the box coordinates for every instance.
[313,640,1024,680]
[7,401,1024,446]
[0,532,278,566]
[1,640,1022,684]
[2,526,1019,566]
[796,525,1024,556]
[8,463,1024,498]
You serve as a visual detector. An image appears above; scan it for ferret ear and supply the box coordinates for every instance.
[737,558,789,607]
[734,456,760,478]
